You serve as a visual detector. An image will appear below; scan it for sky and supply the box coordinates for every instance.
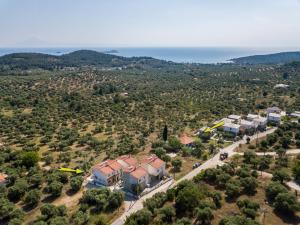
[1,0,300,48]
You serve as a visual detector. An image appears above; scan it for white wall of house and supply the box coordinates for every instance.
[268,114,281,122]
[223,124,240,134]
[142,162,166,178]
[92,169,109,185]
[253,117,267,127]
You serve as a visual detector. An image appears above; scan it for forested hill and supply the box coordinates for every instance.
[231,51,300,65]
[0,50,173,72]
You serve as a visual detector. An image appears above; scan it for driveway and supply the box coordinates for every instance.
[111,128,277,225]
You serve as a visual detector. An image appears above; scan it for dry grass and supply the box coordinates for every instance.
[169,156,200,180]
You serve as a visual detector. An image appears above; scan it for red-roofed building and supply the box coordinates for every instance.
[123,166,150,193]
[92,160,123,186]
[0,173,7,185]
[142,154,166,182]
[179,135,194,147]
[117,155,138,168]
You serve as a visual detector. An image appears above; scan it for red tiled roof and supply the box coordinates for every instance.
[143,155,165,169]
[99,166,114,175]
[93,160,122,176]
[107,160,123,170]
[117,155,138,167]
[179,135,194,145]
[130,167,148,179]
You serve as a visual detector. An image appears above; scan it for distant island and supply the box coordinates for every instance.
[103,50,119,54]
[230,51,300,65]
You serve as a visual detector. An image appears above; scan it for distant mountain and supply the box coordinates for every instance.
[0,50,173,72]
[231,52,300,65]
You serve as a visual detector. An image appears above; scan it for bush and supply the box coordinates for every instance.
[7,179,28,202]
[273,192,300,214]
[265,182,288,201]
[125,209,152,225]
[175,185,201,214]
[72,210,89,225]
[48,181,63,197]
[24,189,41,207]
[225,179,241,199]
[241,177,258,195]
[171,158,182,172]
[219,215,262,225]
[237,199,259,219]
[272,168,291,183]
[21,151,39,168]
[70,176,83,192]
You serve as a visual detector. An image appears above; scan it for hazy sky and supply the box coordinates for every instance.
[1,0,300,47]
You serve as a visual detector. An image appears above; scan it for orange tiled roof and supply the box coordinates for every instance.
[179,135,194,145]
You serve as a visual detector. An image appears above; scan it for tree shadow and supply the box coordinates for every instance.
[273,210,300,224]
[22,203,39,213]
[66,189,78,196]
[41,194,58,203]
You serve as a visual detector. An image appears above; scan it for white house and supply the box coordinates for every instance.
[274,84,289,89]
[240,119,257,130]
[253,117,268,128]
[268,113,281,123]
[267,107,281,115]
[291,111,300,118]
[92,160,123,186]
[223,123,240,135]
[246,114,259,121]
[0,173,7,186]
[141,154,166,182]
[123,166,150,193]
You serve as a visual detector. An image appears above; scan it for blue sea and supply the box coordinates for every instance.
[0,47,297,64]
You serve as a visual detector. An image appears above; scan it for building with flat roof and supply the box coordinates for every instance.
[267,107,281,115]
[223,123,240,135]
[246,114,259,121]
[268,113,281,123]
[253,117,268,129]
[228,115,241,122]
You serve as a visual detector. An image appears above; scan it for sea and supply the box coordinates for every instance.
[0,47,298,64]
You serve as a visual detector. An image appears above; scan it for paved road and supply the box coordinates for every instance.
[255,149,300,156]
[111,128,277,225]
[236,149,300,156]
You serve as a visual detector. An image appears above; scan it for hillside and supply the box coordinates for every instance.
[231,51,300,65]
[0,50,173,72]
